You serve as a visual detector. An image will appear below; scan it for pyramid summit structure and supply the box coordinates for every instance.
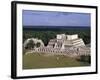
[47,34,85,49]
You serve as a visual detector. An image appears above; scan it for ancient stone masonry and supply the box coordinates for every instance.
[24,34,90,56]
[24,38,44,48]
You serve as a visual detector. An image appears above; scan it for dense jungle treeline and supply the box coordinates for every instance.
[23,27,90,46]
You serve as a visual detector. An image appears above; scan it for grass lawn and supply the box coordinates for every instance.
[23,53,90,69]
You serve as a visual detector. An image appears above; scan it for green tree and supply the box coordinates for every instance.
[25,40,35,50]
[36,42,41,48]
[79,55,91,64]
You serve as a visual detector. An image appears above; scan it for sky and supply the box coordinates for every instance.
[22,10,91,27]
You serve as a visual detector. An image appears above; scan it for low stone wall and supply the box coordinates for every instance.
[32,47,90,57]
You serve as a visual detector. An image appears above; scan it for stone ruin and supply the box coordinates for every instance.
[24,34,90,56]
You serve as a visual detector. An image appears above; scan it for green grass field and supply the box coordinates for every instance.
[23,53,90,69]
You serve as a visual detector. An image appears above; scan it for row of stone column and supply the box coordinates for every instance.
[34,47,90,56]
